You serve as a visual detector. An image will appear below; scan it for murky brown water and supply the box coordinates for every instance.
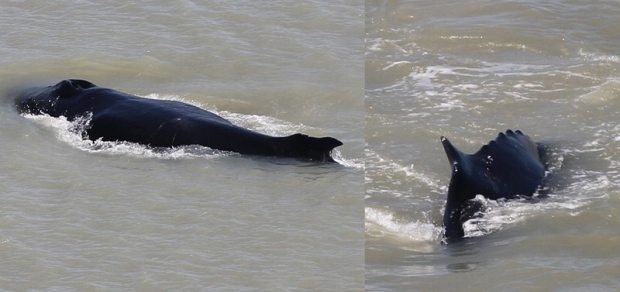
[0,1,364,291]
[366,0,620,291]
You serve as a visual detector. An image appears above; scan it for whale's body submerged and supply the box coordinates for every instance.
[15,79,342,162]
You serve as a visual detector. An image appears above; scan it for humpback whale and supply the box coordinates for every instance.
[440,130,547,242]
[15,79,342,162]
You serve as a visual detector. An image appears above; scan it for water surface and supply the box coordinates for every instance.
[366,1,620,291]
[0,1,364,291]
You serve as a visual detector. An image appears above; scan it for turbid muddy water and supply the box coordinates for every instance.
[366,1,620,291]
[0,1,364,291]
[3,1,620,291]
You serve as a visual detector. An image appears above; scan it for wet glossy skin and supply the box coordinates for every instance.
[441,130,547,242]
[16,79,342,162]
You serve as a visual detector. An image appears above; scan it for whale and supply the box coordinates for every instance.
[15,79,343,162]
[440,130,547,242]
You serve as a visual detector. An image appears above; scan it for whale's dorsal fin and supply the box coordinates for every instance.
[440,136,471,240]
[440,136,466,170]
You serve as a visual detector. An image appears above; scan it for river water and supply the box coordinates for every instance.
[3,1,620,291]
[366,1,620,291]
[0,1,363,291]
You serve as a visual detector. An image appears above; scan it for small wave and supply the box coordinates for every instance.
[382,61,412,71]
[579,49,620,64]
[577,78,620,105]
[143,93,313,135]
[366,143,600,241]
[365,207,442,242]
[461,191,591,239]
[365,149,445,193]
[331,149,364,169]
[461,196,535,238]
[367,189,595,242]
[222,112,309,137]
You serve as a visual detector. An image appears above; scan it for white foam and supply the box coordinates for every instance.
[432,100,466,111]
[453,84,479,90]
[365,207,442,242]
[366,39,383,52]
[24,113,223,160]
[221,112,308,137]
[382,61,412,71]
[461,196,529,238]
[439,35,483,40]
[514,83,543,89]
[408,66,456,89]
[579,49,620,63]
[367,191,597,241]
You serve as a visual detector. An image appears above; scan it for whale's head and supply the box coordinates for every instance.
[15,79,97,116]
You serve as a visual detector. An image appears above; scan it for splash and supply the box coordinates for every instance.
[365,207,442,242]
[578,49,620,64]
[366,149,445,193]
[23,113,224,160]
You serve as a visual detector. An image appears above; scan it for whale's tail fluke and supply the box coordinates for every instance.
[286,133,343,163]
